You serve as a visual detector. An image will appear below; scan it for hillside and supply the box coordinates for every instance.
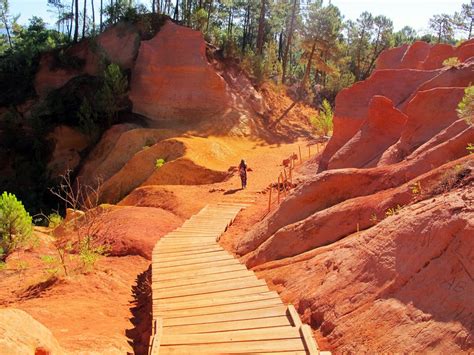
[0,8,473,355]
[222,39,474,352]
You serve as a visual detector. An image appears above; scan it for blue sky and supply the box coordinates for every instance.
[9,0,467,34]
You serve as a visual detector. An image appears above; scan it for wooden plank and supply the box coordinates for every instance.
[154,291,280,309]
[188,215,237,219]
[178,226,226,230]
[175,227,225,231]
[154,259,241,274]
[160,327,301,345]
[158,271,262,289]
[163,317,292,334]
[157,243,220,249]
[149,318,162,355]
[154,299,283,317]
[300,324,319,354]
[153,285,270,303]
[154,246,223,255]
[165,233,217,236]
[156,250,230,263]
[160,306,287,326]
[154,253,232,268]
[287,304,302,327]
[158,338,306,353]
[153,278,266,299]
[153,248,224,259]
[157,242,217,248]
[153,302,285,326]
[159,237,217,242]
[153,264,247,281]
[155,274,257,292]
[251,352,307,355]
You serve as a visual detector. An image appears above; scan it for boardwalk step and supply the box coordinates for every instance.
[150,202,321,355]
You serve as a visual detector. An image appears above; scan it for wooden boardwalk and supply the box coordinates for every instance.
[149,196,323,354]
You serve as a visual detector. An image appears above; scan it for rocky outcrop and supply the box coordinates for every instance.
[375,38,474,71]
[328,96,407,169]
[255,187,473,353]
[319,69,439,170]
[129,21,232,122]
[230,39,474,353]
[379,87,466,165]
[243,156,473,267]
[319,39,474,171]
[82,205,182,259]
[99,139,186,203]
[34,23,140,97]
[77,125,175,188]
[99,136,235,203]
[0,308,63,354]
[47,125,89,178]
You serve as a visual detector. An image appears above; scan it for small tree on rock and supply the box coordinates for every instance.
[457,85,474,125]
[0,192,33,260]
[97,63,128,127]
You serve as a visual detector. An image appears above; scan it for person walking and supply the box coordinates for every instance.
[239,159,248,189]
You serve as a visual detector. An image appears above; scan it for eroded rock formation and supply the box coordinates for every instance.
[129,21,232,122]
[232,39,474,353]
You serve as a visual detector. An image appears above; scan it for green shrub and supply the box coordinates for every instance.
[48,213,63,229]
[457,85,473,125]
[40,255,60,276]
[467,143,474,154]
[310,99,333,136]
[0,192,33,260]
[79,235,108,273]
[442,57,461,68]
[77,97,99,142]
[97,63,128,126]
[155,158,165,169]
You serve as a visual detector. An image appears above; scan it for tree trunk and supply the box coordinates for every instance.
[256,0,266,54]
[91,0,95,33]
[469,17,473,39]
[4,22,12,49]
[74,0,79,42]
[241,4,250,52]
[270,41,317,128]
[173,0,179,21]
[100,0,103,31]
[363,28,381,79]
[282,0,297,83]
[278,31,283,61]
[227,7,233,36]
[187,0,192,26]
[205,0,212,33]
[82,0,87,38]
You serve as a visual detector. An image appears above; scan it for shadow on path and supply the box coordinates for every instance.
[224,188,242,195]
[126,266,152,355]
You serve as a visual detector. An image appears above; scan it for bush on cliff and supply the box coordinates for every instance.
[457,85,473,125]
[310,99,333,136]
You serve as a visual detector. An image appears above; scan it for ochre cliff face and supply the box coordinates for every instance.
[234,38,474,353]
[34,23,140,97]
[319,39,474,171]
[129,21,231,122]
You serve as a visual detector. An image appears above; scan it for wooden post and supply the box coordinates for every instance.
[289,164,292,184]
[281,172,286,197]
[277,175,281,203]
[267,185,272,213]
[316,143,320,153]
[298,146,302,164]
[308,145,311,158]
